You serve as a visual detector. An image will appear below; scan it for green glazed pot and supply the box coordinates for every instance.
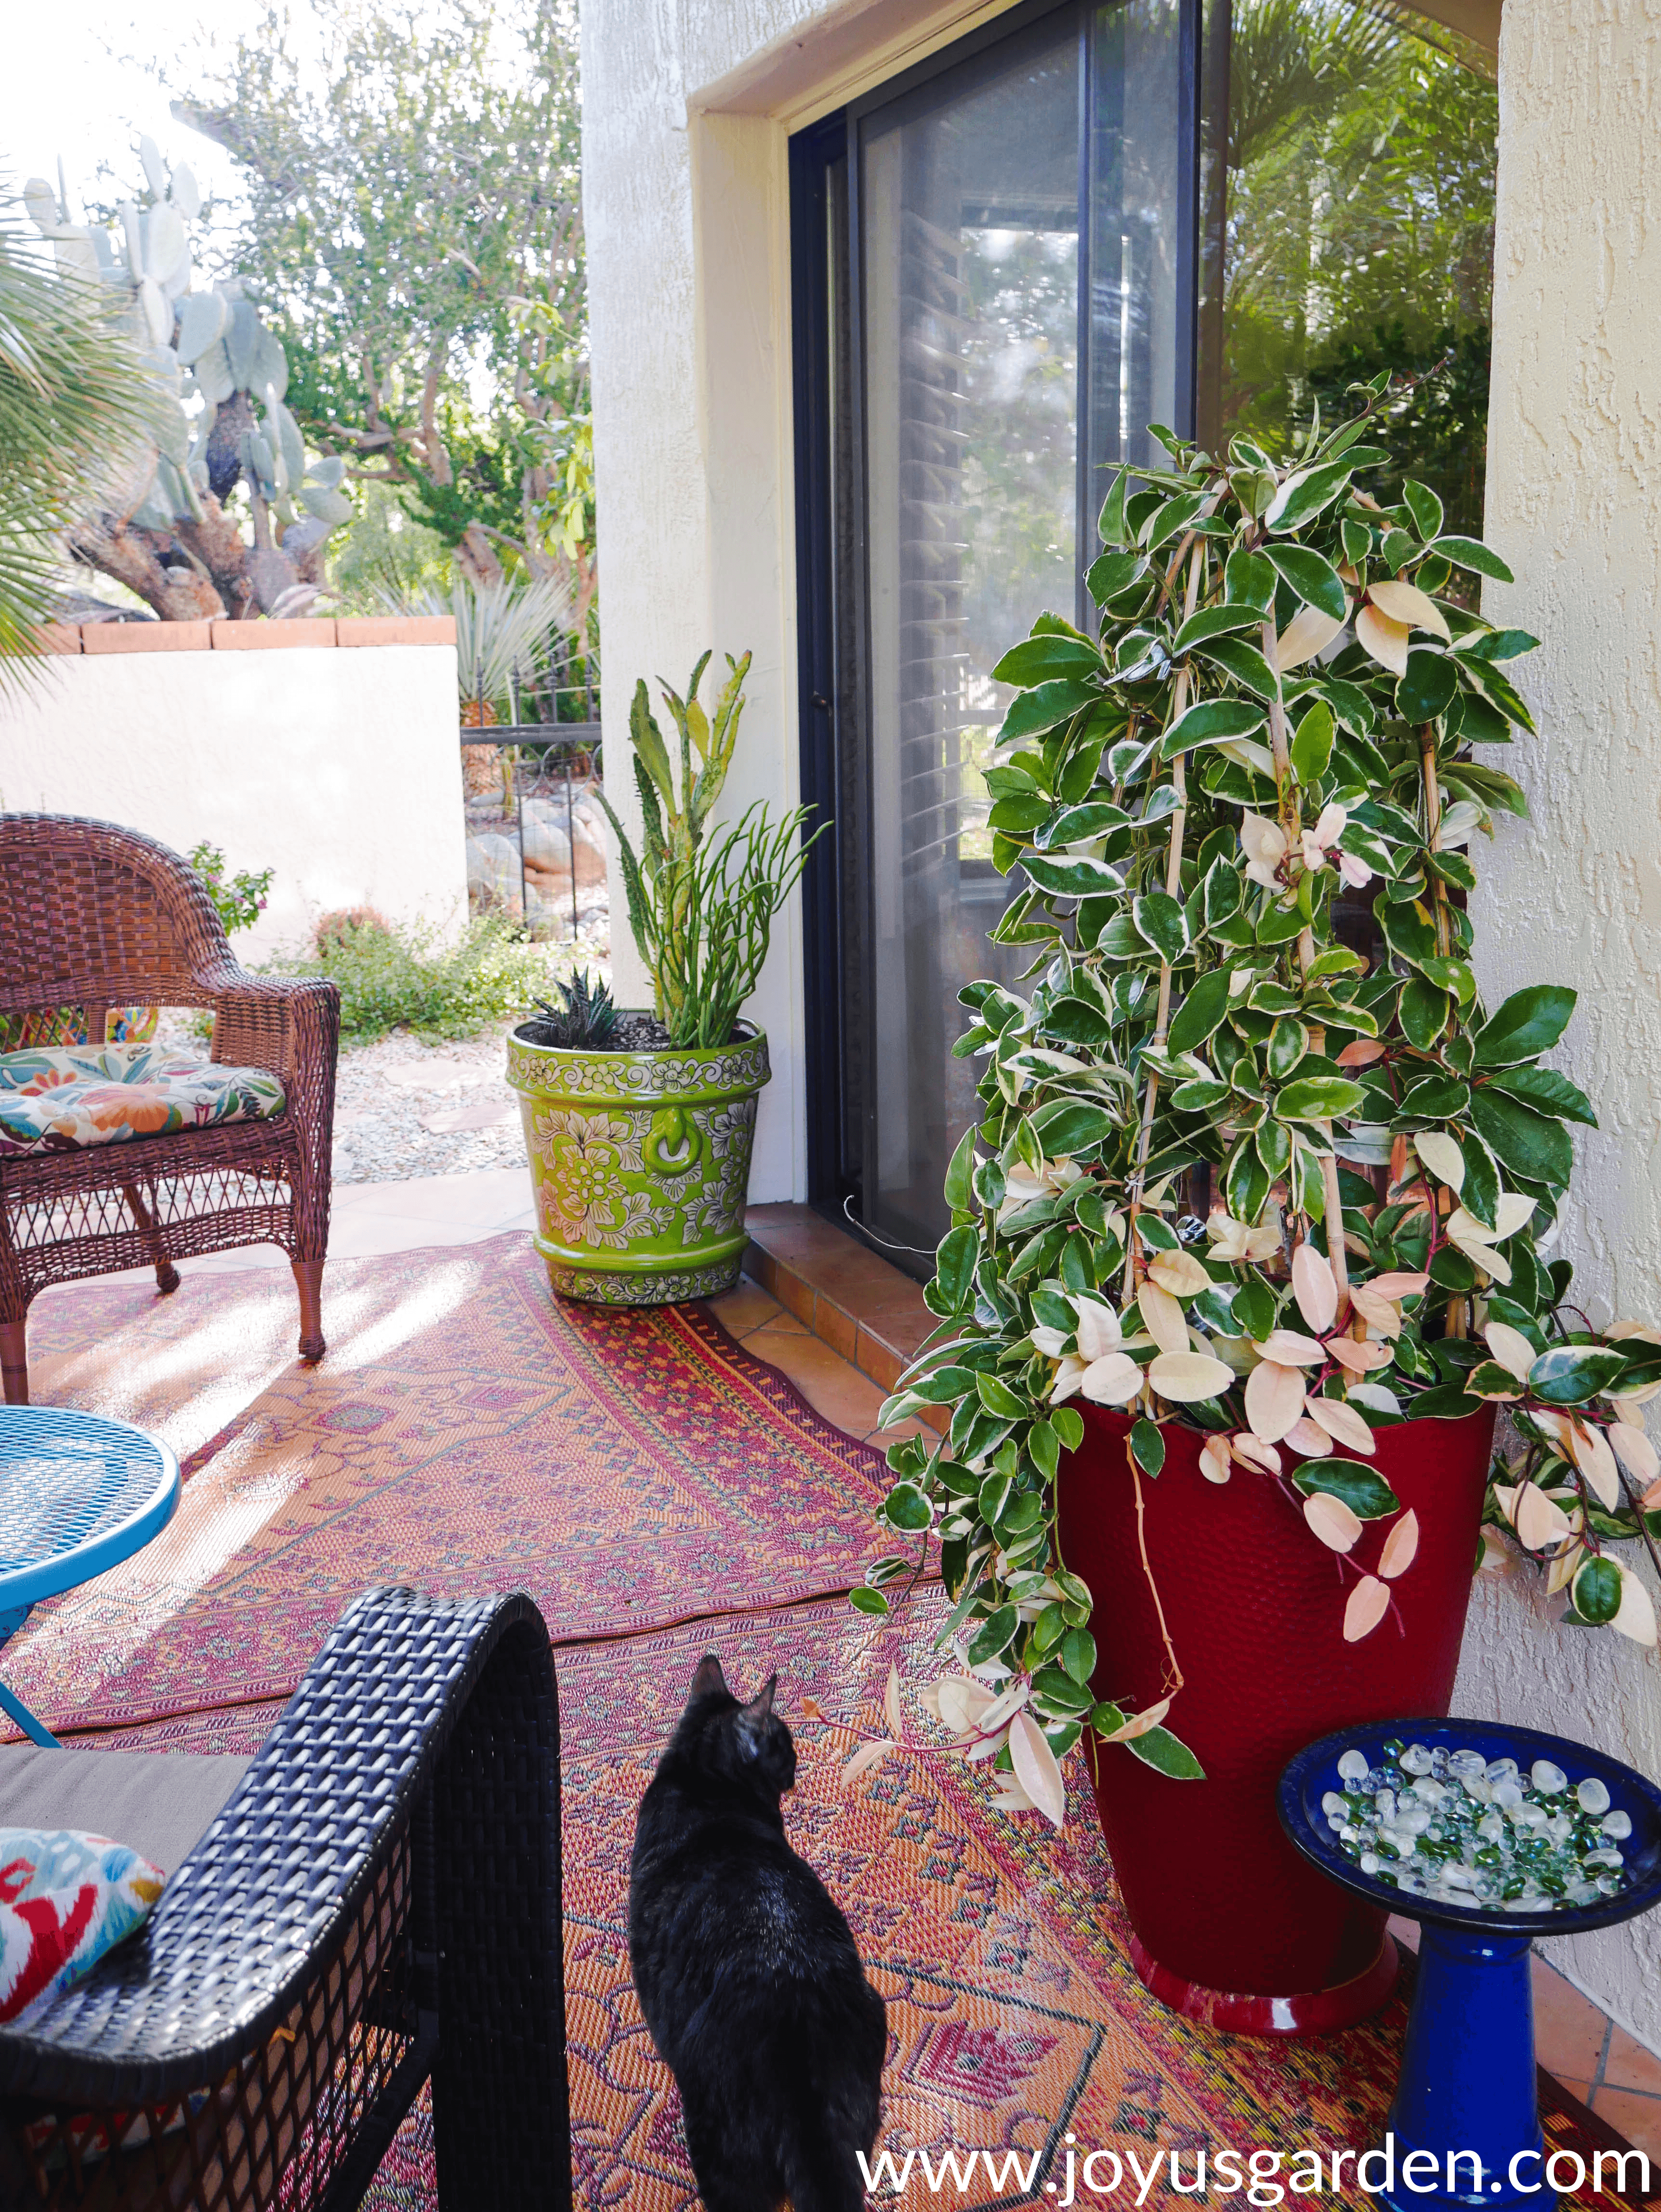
[505,1016,770,1306]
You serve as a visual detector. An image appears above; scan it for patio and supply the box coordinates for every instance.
[2,1172,1655,2205]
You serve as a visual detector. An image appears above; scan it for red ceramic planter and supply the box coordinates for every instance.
[1056,1398,1497,2037]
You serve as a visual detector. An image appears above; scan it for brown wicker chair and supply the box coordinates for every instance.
[0,814,339,1404]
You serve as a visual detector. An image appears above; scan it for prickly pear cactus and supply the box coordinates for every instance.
[25,139,356,621]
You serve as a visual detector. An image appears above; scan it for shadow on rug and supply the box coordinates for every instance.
[3,1234,884,1738]
[100,1595,1642,2212]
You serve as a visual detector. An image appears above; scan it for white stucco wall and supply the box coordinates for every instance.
[1457,0,1661,2052]
[0,644,467,963]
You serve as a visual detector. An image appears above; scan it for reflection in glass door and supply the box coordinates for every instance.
[803,0,1190,1265]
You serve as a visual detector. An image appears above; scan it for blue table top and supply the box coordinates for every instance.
[1280,1716,1661,1941]
[0,1405,180,1616]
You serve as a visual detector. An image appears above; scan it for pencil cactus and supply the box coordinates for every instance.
[22,139,354,620]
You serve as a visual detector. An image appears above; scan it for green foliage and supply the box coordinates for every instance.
[186,841,273,935]
[528,970,618,1050]
[1208,0,1495,532]
[0,182,154,682]
[267,912,555,1044]
[866,392,1661,1798]
[174,0,589,592]
[392,572,573,718]
[596,652,828,1048]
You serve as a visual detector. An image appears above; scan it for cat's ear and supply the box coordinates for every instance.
[691,1654,729,1698]
[744,1672,778,1721]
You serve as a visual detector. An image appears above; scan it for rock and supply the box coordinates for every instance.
[465,832,522,917]
[522,802,573,875]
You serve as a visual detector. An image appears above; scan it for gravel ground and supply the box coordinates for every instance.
[155,922,614,1184]
[329,1019,533,1184]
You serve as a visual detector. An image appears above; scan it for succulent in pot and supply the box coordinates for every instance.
[507,650,825,1306]
[861,381,1661,2028]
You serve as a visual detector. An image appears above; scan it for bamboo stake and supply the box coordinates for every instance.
[1262,615,1352,1322]
[1419,720,1468,1337]
[1123,545,1206,1302]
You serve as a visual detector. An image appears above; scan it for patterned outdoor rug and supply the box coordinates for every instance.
[102,1596,1643,2212]
[2,1235,884,1738]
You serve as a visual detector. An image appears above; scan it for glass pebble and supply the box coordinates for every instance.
[1324,1743,1635,1917]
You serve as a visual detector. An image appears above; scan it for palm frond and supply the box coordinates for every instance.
[0,181,154,691]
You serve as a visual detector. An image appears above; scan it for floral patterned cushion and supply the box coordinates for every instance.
[0,1044,286,1159]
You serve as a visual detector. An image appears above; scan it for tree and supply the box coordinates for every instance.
[0,180,153,675]
[1201,0,1497,531]
[172,0,594,619]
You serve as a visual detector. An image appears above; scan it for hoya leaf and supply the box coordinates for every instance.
[992,635,1103,687]
[1130,1419,1166,1475]
[1160,697,1268,759]
[1290,1457,1401,1519]
[1168,966,1234,1053]
[1265,543,1348,620]
[1527,1345,1629,1405]
[883,1482,933,1532]
[1123,1725,1206,1779]
[1431,534,1515,583]
[1133,892,1190,963]
[1473,986,1577,1067]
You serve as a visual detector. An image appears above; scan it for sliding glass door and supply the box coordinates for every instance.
[794,0,1193,1266]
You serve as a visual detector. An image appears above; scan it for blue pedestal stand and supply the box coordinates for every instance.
[1281,1718,1661,2212]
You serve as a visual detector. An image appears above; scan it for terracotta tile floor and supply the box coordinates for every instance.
[90,1166,1661,2137]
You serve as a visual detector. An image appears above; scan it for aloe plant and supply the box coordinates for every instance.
[859,381,1661,1817]
[596,651,825,1047]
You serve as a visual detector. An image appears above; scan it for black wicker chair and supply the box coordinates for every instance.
[0,1588,570,2212]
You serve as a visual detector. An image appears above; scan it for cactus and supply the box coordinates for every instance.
[23,138,354,620]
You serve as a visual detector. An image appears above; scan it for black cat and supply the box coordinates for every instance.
[629,1656,887,2212]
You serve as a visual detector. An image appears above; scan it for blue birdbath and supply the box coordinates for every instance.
[1281,1717,1661,2212]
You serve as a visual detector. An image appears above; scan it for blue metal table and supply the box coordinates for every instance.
[1282,1718,1661,2212]
[0,1405,180,1748]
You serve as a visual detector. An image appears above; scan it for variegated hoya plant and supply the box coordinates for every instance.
[855,379,1661,1829]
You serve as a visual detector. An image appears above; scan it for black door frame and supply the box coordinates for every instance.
[792,0,1202,1253]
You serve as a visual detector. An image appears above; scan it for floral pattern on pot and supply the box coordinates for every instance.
[504,1029,769,1103]
[507,1020,769,1306]
[0,1044,286,1159]
[529,1108,673,1250]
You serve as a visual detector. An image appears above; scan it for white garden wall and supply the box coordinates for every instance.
[1455,0,1661,2056]
[0,619,465,964]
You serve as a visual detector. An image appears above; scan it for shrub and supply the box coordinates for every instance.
[266,913,557,1045]
[187,842,274,936]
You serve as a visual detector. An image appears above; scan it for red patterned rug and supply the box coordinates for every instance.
[8,1243,1642,2209]
[102,1597,1641,2212]
[2,1235,884,1739]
